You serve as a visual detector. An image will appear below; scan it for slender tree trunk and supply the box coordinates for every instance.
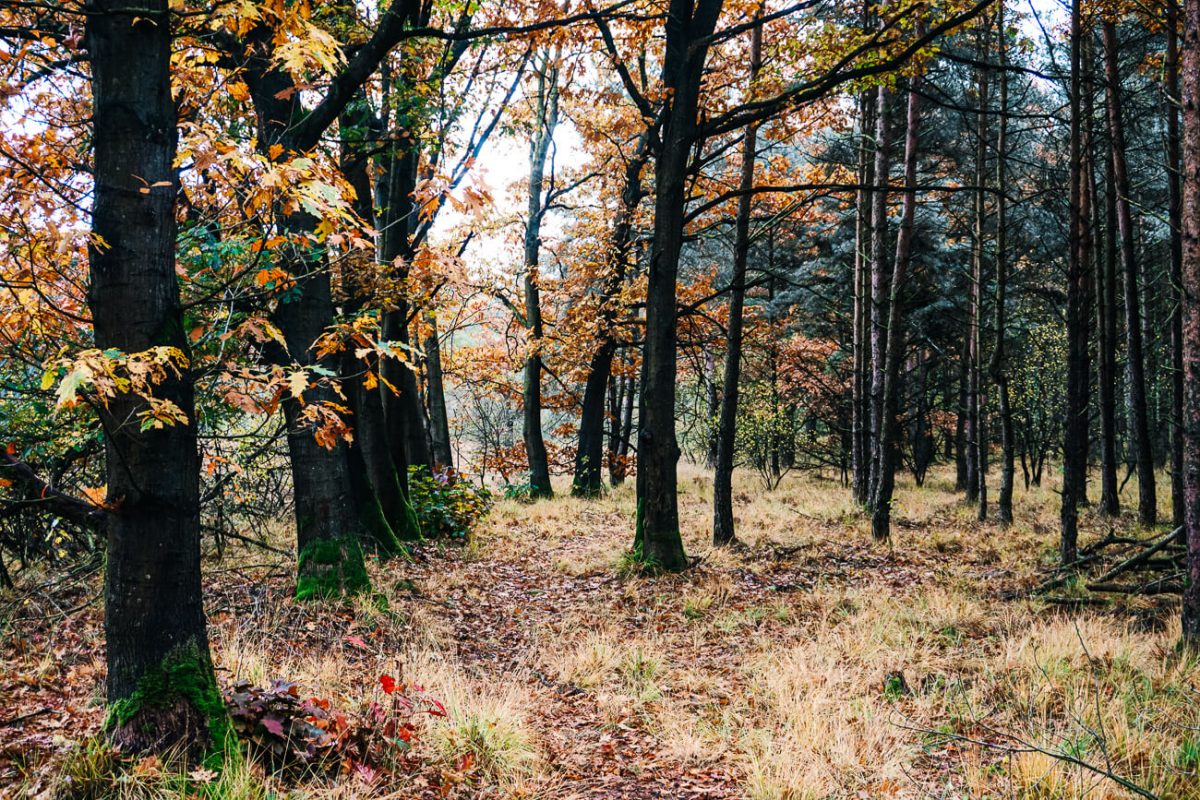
[971,24,990,520]
[635,0,725,571]
[522,53,559,500]
[424,311,454,469]
[86,0,224,754]
[1062,0,1093,566]
[1180,0,1200,646]
[1169,0,1187,528]
[852,87,876,506]
[868,80,892,505]
[1098,143,1121,516]
[992,3,1015,525]
[1103,20,1157,526]
[713,15,763,546]
[869,67,923,543]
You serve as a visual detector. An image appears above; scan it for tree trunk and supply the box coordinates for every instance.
[573,135,649,497]
[1180,0,1200,645]
[1169,0,1186,528]
[971,24,990,520]
[86,0,224,755]
[713,15,763,546]
[1103,20,1157,526]
[1062,0,1093,566]
[1098,137,1121,517]
[991,3,1015,525]
[868,80,892,507]
[869,67,923,543]
[852,85,876,507]
[378,143,434,473]
[423,311,454,469]
[522,53,559,500]
[635,0,725,571]
[340,102,412,548]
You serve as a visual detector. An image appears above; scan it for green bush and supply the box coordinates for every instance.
[407,467,492,541]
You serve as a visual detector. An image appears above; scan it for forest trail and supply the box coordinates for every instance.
[3,466,1190,798]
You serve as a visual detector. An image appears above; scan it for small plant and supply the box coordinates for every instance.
[501,474,534,502]
[225,675,445,776]
[408,466,493,541]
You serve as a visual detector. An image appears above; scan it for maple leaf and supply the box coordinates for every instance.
[380,674,396,695]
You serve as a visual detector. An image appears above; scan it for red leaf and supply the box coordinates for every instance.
[380,674,396,694]
[261,716,285,736]
[344,635,370,651]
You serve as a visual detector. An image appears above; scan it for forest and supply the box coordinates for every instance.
[3,0,1200,796]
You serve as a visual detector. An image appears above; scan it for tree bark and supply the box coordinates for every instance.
[868,67,922,543]
[635,0,725,571]
[1062,0,1093,566]
[86,0,224,755]
[851,0,876,507]
[1098,138,1121,517]
[424,311,455,469]
[1103,20,1157,526]
[991,2,1015,525]
[1169,0,1186,528]
[522,53,559,500]
[868,80,892,507]
[1179,0,1200,646]
[713,14,763,546]
[970,23,990,520]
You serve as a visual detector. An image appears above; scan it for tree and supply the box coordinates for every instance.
[869,57,924,543]
[521,51,560,500]
[1102,18,1156,527]
[634,0,726,571]
[1180,0,1200,646]
[85,0,225,755]
[1061,0,1093,567]
[713,10,764,546]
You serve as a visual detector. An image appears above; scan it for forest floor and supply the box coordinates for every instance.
[2,465,1198,799]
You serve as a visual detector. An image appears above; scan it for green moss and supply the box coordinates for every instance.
[295,537,370,601]
[104,642,233,768]
[360,490,404,556]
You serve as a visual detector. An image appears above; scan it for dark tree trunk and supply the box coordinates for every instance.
[1098,139,1121,517]
[1169,0,1187,528]
[86,0,224,754]
[869,67,922,543]
[1062,0,1093,566]
[992,4,1015,525]
[713,15,762,546]
[378,144,433,473]
[852,84,876,506]
[242,28,373,594]
[612,368,637,487]
[868,80,892,506]
[971,25,990,520]
[423,312,455,469]
[522,54,559,500]
[340,102,411,548]
[574,135,649,497]
[635,0,725,571]
[1103,20,1157,526]
[1180,0,1200,646]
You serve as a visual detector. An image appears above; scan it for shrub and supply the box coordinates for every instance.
[407,467,492,541]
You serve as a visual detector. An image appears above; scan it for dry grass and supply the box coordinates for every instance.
[5,463,1199,798]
